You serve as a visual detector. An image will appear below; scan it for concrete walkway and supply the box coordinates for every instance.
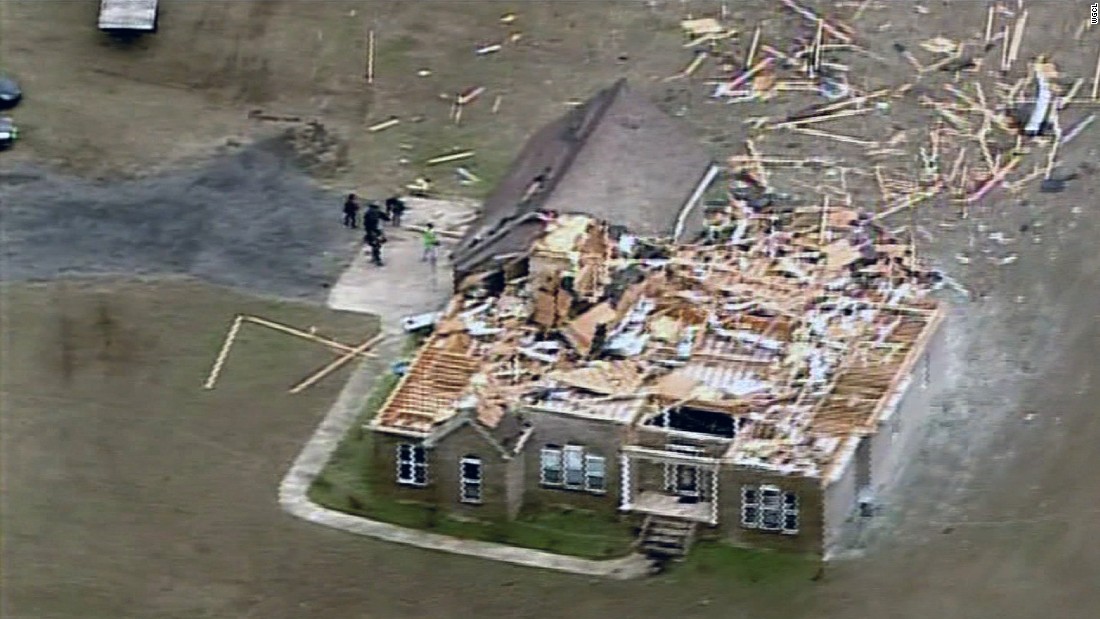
[279,205,652,580]
[327,228,453,316]
[327,197,477,316]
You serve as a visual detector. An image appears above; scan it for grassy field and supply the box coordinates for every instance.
[1,0,752,198]
[0,277,386,617]
[307,350,637,560]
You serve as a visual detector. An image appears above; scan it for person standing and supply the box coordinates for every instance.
[342,193,360,228]
[364,228,386,266]
[362,202,386,236]
[421,222,440,268]
[385,195,407,227]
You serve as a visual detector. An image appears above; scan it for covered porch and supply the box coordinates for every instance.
[619,445,721,525]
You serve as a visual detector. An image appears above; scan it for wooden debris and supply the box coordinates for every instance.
[1093,46,1100,100]
[790,126,878,147]
[458,86,486,105]
[771,106,871,129]
[681,17,724,37]
[492,95,503,114]
[780,0,853,43]
[289,334,384,394]
[984,4,995,44]
[811,18,825,77]
[1007,9,1028,70]
[1057,78,1084,109]
[203,315,244,390]
[726,56,775,91]
[966,157,1020,203]
[678,51,708,79]
[746,24,762,69]
[243,316,377,358]
[1060,113,1095,145]
[368,117,400,132]
[367,29,375,83]
[427,150,475,166]
[744,139,769,191]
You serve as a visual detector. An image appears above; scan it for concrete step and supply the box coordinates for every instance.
[641,542,686,557]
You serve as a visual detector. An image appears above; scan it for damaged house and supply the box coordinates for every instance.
[368,190,947,558]
[449,78,721,288]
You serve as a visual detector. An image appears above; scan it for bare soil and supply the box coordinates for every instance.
[1,1,1099,618]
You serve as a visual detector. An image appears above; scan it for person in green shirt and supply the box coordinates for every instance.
[421,223,440,266]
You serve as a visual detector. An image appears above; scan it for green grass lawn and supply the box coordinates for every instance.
[668,541,821,584]
[308,342,636,559]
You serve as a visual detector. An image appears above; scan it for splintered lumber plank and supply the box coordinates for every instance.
[746,24,762,68]
[368,117,400,132]
[242,315,376,357]
[1093,46,1100,100]
[289,334,385,394]
[367,29,375,83]
[203,314,244,390]
[771,106,871,128]
[1007,10,1028,69]
[966,157,1020,203]
[984,4,995,44]
[426,150,475,165]
[780,0,853,43]
[790,126,878,147]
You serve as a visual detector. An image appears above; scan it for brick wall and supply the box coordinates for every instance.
[520,409,625,514]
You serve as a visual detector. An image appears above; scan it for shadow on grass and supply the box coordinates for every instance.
[307,335,635,560]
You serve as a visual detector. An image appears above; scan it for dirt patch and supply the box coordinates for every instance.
[286,120,351,179]
[0,138,360,301]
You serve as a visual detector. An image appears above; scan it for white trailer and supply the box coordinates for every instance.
[98,0,159,33]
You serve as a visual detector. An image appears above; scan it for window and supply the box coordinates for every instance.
[741,486,760,528]
[540,445,563,486]
[782,491,799,534]
[741,484,799,535]
[760,486,783,531]
[584,454,606,493]
[460,456,482,504]
[396,443,427,486]
[541,444,604,494]
[563,445,584,489]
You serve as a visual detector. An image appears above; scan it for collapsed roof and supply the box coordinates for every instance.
[375,191,944,479]
[450,79,716,285]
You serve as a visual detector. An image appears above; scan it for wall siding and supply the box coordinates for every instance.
[870,317,947,495]
[823,438,860,550]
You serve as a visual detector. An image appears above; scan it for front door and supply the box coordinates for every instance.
[668,463,700,498]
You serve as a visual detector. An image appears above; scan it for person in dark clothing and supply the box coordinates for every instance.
[342,193,360,228]
[362,202,387,236]
[384,196,407,227]
[364,228,386,266]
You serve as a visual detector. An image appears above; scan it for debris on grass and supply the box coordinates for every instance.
[368,117,401,133]
[476,43,502,56]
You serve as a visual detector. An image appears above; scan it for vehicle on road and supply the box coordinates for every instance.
[0,75,21,109]
[98,0,158,34]
[0,117,18,150]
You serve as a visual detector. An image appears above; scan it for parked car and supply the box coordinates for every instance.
[0,75,21,109]
[0,117,18,150]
